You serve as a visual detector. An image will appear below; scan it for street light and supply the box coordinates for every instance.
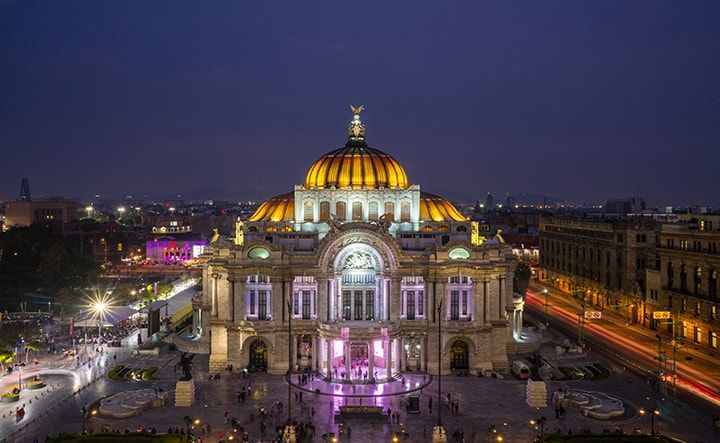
[433,297,446,443]
[530,416,546,439]
[283,297,296,443]
[542,289,549,326]
[80,406,88,433]
[639,407,660,436]
[93,301,107,346]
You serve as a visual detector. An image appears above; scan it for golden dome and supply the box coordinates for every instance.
[304,105,409,190]
[248,192,294,222]
[420,192,468,222]
[304,145,409,190]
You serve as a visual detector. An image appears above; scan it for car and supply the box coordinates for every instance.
[511,360,531,380]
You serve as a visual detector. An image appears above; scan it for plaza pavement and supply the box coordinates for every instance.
[7,339,720,443]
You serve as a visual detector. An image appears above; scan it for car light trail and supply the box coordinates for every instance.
[526,290,720,407]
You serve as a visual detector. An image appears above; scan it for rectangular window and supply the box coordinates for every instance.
[450,290,459,320]
[384,202,395,221]
[293,291,300,315]
[711,305,717,321]
[303,200,314,222]
[368,202,378,220]
[352,202,362,220]
[258,290,267,320]
[319,202,330,221]
[400,201,410,222]
[249,290,256,315]
[354,290,364,320]
[711,331,718,349]
[406,290,415,320]
[302,290,311,319]
[461,291,468,316]
[694,326,702,343]
[417,291,424,317]
[342,290,351,320]
[365,291,374,320]
[336,201,346,221]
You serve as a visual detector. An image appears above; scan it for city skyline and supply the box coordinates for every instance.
[2,1,719,206]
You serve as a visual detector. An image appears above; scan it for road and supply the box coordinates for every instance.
[526,281,720,410]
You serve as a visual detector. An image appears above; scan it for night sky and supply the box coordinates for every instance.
[1,1,719,207]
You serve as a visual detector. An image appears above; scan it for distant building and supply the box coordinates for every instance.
[485,192,495,209]
[539,216,657,323]
[18,178,31,202]
[605,197,646,215]
[4,199,78,228]
[63,219,132,263]
[146,235,207,262]
[646,218,720,353]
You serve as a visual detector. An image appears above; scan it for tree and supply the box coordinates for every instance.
[0,350,15,372]
[24,341,41,364]
[513,261,532,295]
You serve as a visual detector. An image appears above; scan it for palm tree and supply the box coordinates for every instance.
[0,350,15,372]
[24,342,41,364]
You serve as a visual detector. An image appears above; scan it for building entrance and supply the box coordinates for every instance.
[450,340,469,371]
[249,339,268,371]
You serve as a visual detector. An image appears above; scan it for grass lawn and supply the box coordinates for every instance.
[107,365,158,381]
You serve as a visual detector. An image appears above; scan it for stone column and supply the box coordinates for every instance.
[311,336,317,371]
[367,340,374,380]
[387,338,394,378]
[344,341,351,380]
[318,277,328,322]
[325,338,332,378]
[472,280,482,324]
[384,278,391,321]
[390,277,401,321]
[211,273,219,317]
[437,280,447,321]
[270,279,283,322]
[292,334,298,369]
[235,279,245,323]
[227,276,235,323]
[399,337,406,372]
[487,277,499,321]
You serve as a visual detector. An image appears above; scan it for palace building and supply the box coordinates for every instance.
[198,107,520,378]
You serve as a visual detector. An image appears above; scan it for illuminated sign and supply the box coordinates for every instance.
[584,310,601,320]
[653,311,671,320]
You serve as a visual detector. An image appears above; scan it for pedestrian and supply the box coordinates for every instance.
[429,395,433,413]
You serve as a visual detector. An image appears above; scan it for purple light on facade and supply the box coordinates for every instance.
[145,238,208,262]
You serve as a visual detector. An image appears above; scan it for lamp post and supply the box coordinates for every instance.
[80,406,87,434]
[530,417,546,440]
[639,407,660,436]
[93,301,107,347]
[433,298,446,443]
[542,289,549,327]
[283,298,296,443]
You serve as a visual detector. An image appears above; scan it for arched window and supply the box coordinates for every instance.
[368,202,378,220]
[352,201,362,221]
[384,202,395,222]
[400,201,411,222]
[303,200,314,222]
[319,201,330,221]
[336,201,346,221]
